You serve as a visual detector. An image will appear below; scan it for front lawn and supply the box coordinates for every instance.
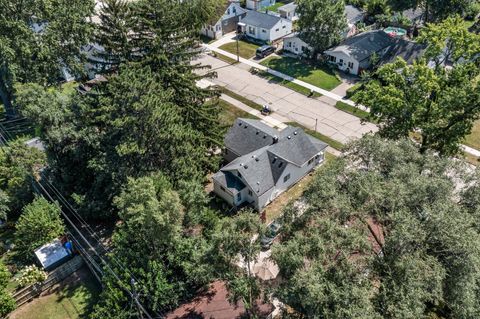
[335,101,373,122]
[257,71,322,98]
[218,98,258,128]
[261,56,341,91]
[219,41,258,59]
[464,120,480,150]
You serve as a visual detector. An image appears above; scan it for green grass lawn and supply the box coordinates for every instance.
[218,98,259,128]
[9,267,100,319]
[464,120,480,150]
[211,52,238,65]
[286,122,344,151]
[218,87,264,111]
[335,101,373,122]
[261,56,341,91]
[257,71,322,97]
[219,41,259,59]
[265,1,286,12]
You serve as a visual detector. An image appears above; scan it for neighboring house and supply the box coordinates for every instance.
[344,5,365,38]
[324,30,396,75]
[238,10,293,42]
[166,281,274,319]
[283,33,312,57]
[278,2,298,21]
[201,1,247,39]
[246,0,276,11]
[379,38,426,66]
[213,118,327,211]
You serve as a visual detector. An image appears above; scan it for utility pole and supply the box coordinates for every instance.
[315,118,318,132]
[236,29,240,62]
[131,278,152,319]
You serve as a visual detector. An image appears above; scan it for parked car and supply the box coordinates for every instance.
[260,220,282,250]
[256,45,275,59]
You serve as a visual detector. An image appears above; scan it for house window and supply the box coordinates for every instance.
[282,25,286,29]
[237,171,242,178]
[216,25,221,31]
[348,62,354,69]
[233,7,236,14]
[275,28,279,32]
[237,193,242,201]
[295,47,298,51]
[330,55,336,62]
[308,158,314,165]
[227,8,230,15]
[339,58,344,64]
[279,162,283,168]
[283,173,291,183]
[262,29,267,33]
[287,42,291,47]
[248,190,253,196]
[220,186,226,192]
[249,26,255,35]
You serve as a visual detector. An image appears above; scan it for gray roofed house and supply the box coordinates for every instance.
[324,30,419,75]
[278,2,298,21]
[380,39,427,66]
[238,10,293,42]
[345,5,365,25]
[213,118,328,211]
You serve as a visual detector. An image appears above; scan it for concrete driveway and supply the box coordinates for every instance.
[195,54,377,144]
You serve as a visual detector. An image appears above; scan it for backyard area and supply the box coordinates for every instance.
[464,120,480,150]
[9,267,100,319]
[219,40,258,59]
[260,56,341,91]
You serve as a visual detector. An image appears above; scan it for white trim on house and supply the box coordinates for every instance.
[283,34,312,57]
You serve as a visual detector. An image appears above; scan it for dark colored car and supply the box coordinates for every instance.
[260,220,282,250]
[256,45,275,59]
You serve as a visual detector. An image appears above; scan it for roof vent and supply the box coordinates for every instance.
[294,131,298,135]
[244,165,248,169]
[256,131,259,135]
[238,122,242,126]
[256,181,260,185]
[240,163,243,166]
[287,136,291,139]
[244,125,248,129]
[255,157,259,162]
[263,135,267,139]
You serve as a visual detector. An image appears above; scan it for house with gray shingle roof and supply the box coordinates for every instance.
[324,30,426,75]
[213,118,327,211]
[238,10,292,42]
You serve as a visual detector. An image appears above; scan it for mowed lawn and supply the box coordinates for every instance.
[464,120,480,150]
[261,56,341,91]
[219,41,258,59]
[9,267,100,319]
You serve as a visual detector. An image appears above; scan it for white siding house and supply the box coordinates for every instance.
[324,30,396,75]
[239,11,292,42]
[246,0,276,10]
[278,2,298,21]
[283,33,312,57]
[213,118,327,211]
[201,1,247,39]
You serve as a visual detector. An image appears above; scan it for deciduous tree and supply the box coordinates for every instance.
[14,197,64,261]
[297,0,348,54]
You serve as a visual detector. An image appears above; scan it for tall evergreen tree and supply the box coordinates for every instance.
[0,0,94,117]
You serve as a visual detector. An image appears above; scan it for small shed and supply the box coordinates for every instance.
[34,238,72,271]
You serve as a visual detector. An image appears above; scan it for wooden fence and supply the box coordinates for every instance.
[12,255,84,307]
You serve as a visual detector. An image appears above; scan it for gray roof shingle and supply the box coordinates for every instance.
[240,10,283,29]
[326,30,396,62]
[380,38,426,65]
[220,119,328,196]
[345,5,364,24]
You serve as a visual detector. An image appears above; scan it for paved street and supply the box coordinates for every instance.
[195,54,377,144]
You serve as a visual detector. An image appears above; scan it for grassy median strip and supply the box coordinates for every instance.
[219,87,264,111]
[335,101,372,121]
[258,71,322,98]
[286,122,344,151]
[219,41,258,59]
[211,52,238,65]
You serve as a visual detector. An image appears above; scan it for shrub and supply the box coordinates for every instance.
[16,265,47,287]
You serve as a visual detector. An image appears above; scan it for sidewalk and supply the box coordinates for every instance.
[202,44,480,158]
[203,43,369,112]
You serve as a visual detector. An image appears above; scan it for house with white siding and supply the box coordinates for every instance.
[213,118,327,211]
[278,2,298,21]
[283,33,312,57]
[238,10,292,42]
[201,1,247,39]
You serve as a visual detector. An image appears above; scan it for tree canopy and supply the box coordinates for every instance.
[14,197,64,261]
[0,0,95,117]
[297,0,348,53]
[388,0,475,22]
[272,136,480,318]
[356,18,480,155]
